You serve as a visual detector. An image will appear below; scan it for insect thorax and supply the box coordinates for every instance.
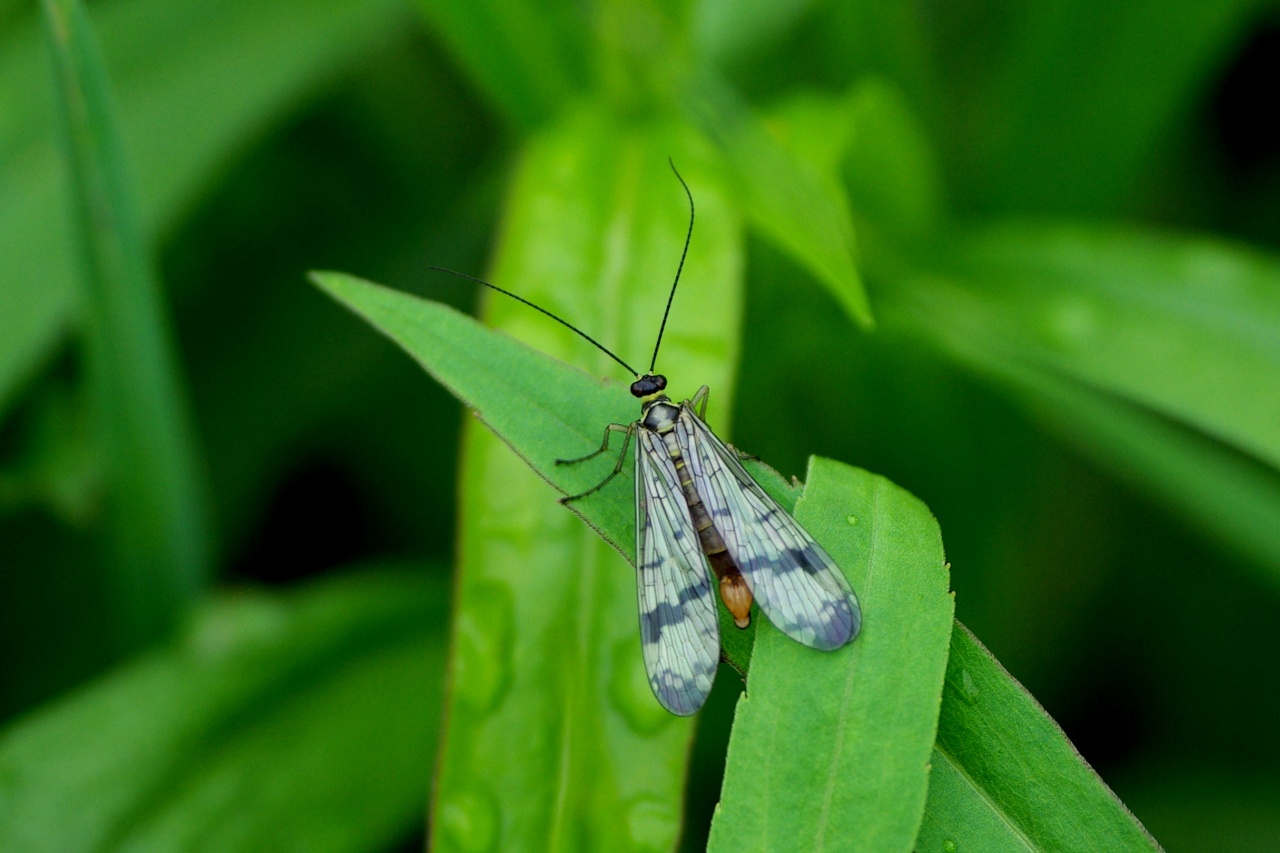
[640,398,681,434]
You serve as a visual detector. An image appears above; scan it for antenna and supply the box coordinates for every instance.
[430,162,696,381]
[649,159,694,374]
[428,267,640,377]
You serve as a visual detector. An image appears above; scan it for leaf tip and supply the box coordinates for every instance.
[307,269,345,296]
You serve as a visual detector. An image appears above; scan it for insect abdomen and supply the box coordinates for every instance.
[663,429,753,629]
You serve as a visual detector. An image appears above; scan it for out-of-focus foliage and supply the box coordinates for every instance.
[3,0,1279,850]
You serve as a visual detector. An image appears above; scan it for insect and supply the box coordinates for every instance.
[433,163,861,715]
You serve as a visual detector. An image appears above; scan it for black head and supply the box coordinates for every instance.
[630,374,667,398]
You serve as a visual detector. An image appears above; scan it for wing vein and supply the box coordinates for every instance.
[679,409,861,650]
[635,427,720,715]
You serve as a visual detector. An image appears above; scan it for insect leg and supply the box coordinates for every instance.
[689,386,756,461]
[557,423,631,466]
[560,424,635,504]
[690,385,710,419]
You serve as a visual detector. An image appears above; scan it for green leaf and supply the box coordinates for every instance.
[888,222,1280,574]
[1002,359,1280,580]
[41,0,211,644]
[0,0,404,415]
[960,225,1280,468]
[0,569,448,853]
[763,79,945,247]
[308,267,631,544]
[321,109,747,850]
[684,70,874,328]
[919,623,1159,851]
[708,457,954,852]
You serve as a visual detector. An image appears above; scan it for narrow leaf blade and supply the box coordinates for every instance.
[1,0,403,414]
[919,623,1159,851]
[708,458,954,852]
[685,71,874,328]
[889,222,1280,575]
[41,0,210,645]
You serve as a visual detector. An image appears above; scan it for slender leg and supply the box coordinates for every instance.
[690,385,710,420]
[561,424,635,504]
[689,386,755,460]
[557,422,631,466]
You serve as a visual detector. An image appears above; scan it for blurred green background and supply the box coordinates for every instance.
[3,0,1280,850]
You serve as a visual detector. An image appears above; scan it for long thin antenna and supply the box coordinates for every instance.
[649,158,694,374]
[428,266,640,377]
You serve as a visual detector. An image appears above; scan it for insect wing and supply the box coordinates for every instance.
[678,409,861,650]
[634,427,721,715]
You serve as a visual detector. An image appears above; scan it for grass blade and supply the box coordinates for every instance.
[919,623,1159,850]
[684,70,874,329]
[41,0,210,646]
[1,0,403,414]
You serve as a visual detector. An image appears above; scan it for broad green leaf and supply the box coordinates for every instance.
[413,0,588,128]
[0,0,403,415]
[41,0,210,644]
[684,70,873,328]
[960,0,1257,216]
[919,623,1159,851]
[0,569,448,853]
[708,458,953,853]
[886,222,1280,574]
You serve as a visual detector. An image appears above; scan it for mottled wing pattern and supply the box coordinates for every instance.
[678,409,861,650]
[634,426,721,715]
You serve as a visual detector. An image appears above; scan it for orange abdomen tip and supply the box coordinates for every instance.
[719,575,753,629]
